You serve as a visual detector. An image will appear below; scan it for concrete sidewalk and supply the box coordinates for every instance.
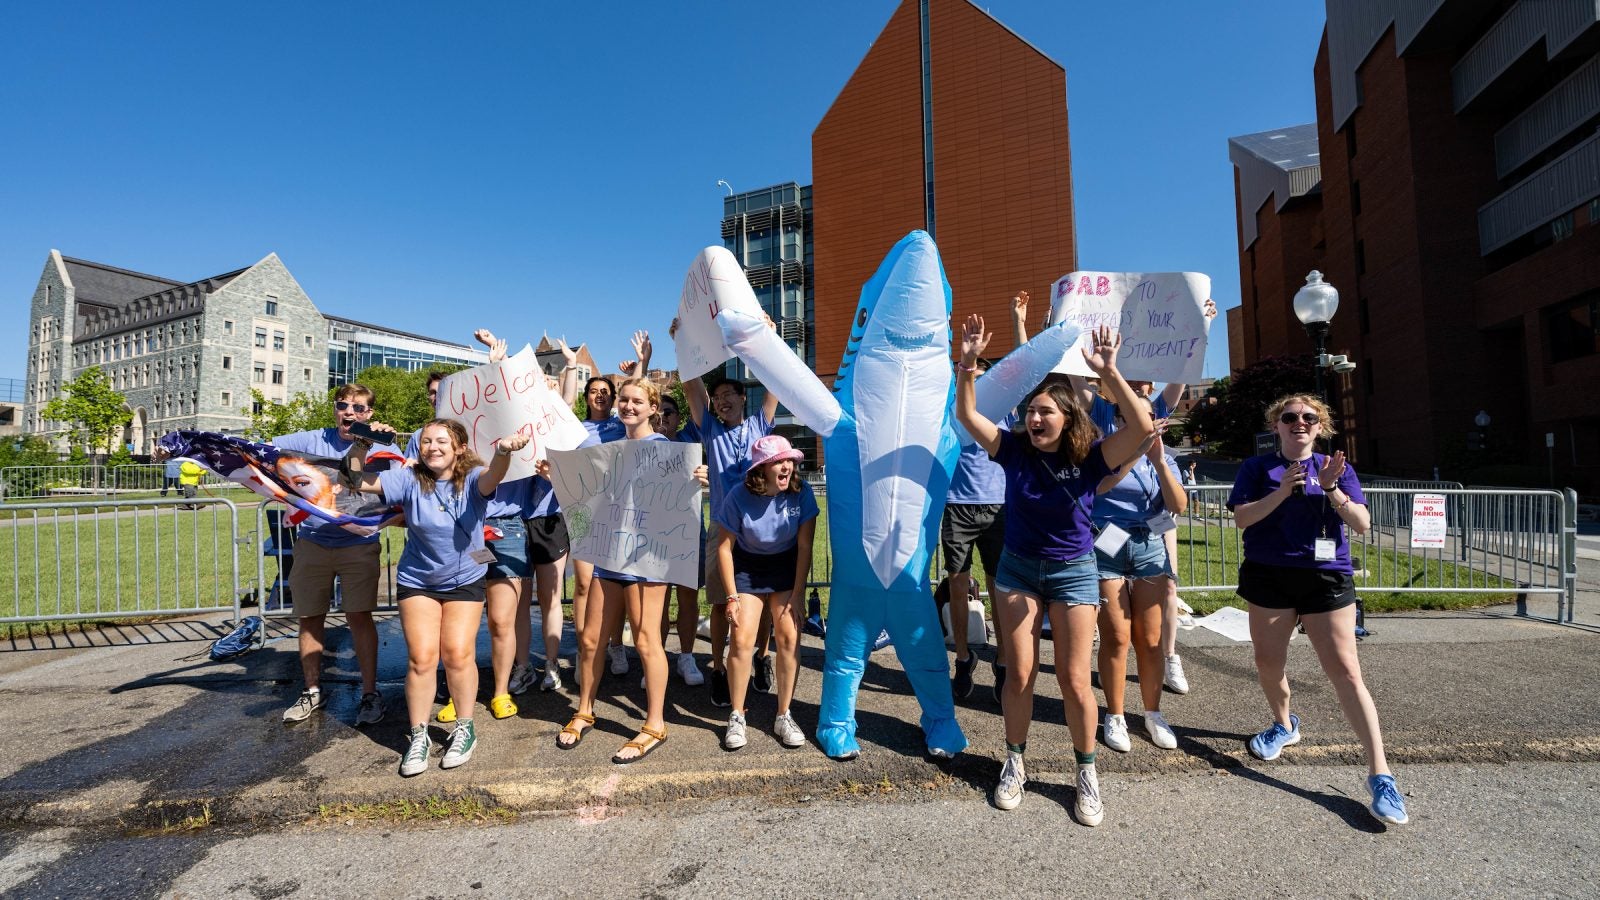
[2,603,1596,830]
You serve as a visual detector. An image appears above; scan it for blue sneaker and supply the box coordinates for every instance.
[1247,714,1301,761]
[871,629,892,652]
[1368,774,1409,825]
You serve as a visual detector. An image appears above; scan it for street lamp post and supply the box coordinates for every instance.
[1292,270,1341,404]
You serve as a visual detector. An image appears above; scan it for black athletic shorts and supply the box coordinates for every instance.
[941,503,1005,575]
[1236,559,1356,615]
[398,578,488,604]
[525,513,571,566]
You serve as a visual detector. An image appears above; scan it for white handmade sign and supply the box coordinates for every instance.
[548,439,705,586]
[1410,493,1448,549]
[673,246,765,381]
[1047,271,1211,384]
[437,345,588,480]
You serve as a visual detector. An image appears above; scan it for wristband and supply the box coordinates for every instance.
[725,594,740,605]
[956,361,977,373]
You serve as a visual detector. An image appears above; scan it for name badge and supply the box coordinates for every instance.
[468,548,497,564]
[1094,522,1131,557]
[1146,513,1176,536]
[1313,538,1336,562]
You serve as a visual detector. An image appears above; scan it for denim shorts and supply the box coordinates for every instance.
[993,549,1101,606]
[485,517,531,580]
[1095,527,1175,581]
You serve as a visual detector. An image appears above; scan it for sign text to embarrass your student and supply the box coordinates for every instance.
[1047,271,1211,385]
[548,439,705,587]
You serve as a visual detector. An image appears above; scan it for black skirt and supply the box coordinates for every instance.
[732,543,800,595]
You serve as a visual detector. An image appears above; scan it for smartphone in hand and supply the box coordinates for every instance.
[346,421,395,445]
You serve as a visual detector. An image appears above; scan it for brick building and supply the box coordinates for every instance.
[1229,1,1600,491]
[811,0,1075,383]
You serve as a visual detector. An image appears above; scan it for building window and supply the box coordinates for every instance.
[252,399,263,415]
[254,328,267,348]
[304,335,313,350]
[1350,180,1361,217]
[224,320,234,335]
[271,366,284,385]
[273,331,285,351]
[1359,294,1370,335]
[221,391,232,407]
[222,355,232,370]
[1344,120,1357,158]
[1355,239,1366,276]
[253,365,266,384]
[265,297,279,316]
[1546,293,1599,363]
[1552,212,1575,243]
[303,367,312,382]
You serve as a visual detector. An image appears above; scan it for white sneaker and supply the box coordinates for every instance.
[1144,710,1178,749]
[677,652,705,686]
[723,711,747,750]
[1101,713,1131,752]
[508,664,537,696]
[993,752,1026,810]
[608,644,629,675]
[282,689,325,724]
[1164,654,1190,694]
[539,666,561,692]
[399,726,432,777]
[773,711,805,748]
[1074,765,1104,826]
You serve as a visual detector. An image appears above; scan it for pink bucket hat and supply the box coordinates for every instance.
[750,434,804,468]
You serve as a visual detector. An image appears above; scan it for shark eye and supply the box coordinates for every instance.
[856,308,868,328]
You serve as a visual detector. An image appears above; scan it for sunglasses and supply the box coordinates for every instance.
[1279,411,1320,425]
[334,401,370,414]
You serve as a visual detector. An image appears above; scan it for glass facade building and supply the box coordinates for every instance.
[719,182,816,464]
[324,315,487,388]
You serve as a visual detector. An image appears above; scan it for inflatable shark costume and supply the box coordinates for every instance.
[718,231,1081,759]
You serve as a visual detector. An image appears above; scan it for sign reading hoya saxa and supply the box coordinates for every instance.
[674,246,765,381]
[1047,271,1211,385]
[437,345,589,481]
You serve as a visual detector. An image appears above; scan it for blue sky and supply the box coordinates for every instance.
[1,1,1326,388]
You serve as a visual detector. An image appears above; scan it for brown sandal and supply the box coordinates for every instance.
[611,725,668,765]
[556,712,595,750]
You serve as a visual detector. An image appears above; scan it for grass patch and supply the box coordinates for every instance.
[314,796,515,825]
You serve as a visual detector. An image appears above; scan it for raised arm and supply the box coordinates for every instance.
[478,433,531,496]
[954,314,1002,456]
[1084,325,1156,470]
[473,328,508,363]
[1153,441,1186,516]
[1011,290,1030,349]
[557,338,580,405]
[669,317,711,429]
[757,314,781,423]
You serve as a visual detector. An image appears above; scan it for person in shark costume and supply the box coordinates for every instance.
[713,231,1082,759]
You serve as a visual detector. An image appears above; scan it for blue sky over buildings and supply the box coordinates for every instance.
[1,1,1325,385]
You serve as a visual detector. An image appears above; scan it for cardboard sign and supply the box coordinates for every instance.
[437,346,588,481]
[674,246,764,381]
[548,439,705,587]
[1047,271,1211,384]
[1410,492,1448,548]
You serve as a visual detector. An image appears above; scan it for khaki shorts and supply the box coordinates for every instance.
[289,539,381,618]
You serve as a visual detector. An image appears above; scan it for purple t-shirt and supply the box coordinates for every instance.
[700,409,774,514]
[1227,453,1366,572]
[992,429,1112,561]
[379,466,490,590]
[715,481,819,554]
[948,412,1016,505]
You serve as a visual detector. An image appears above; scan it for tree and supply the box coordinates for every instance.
[40,367,130,457]
[350,365,466,434]
[1191,356,1317,457]
[247,389,329,441]
[0,435,58,469]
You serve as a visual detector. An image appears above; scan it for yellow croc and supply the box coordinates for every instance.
[489,693,518,720]
[436,699,457,723]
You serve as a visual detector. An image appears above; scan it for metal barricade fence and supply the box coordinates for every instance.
[1,465,106,501]
[0,497,242,625]
[1173,484,1576,623]
[253,503,405,618]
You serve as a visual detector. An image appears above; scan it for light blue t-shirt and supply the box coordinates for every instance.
[1092,451,1180,530]
[700,410,774,514]
[379,466,490,590]
[1091,394,1171,435]
[948,412,1016,505]
[582,417,626,444]
[164,458,183,478]
[484,476,535,519]
[271,427,383,549]
[714,481,819,554]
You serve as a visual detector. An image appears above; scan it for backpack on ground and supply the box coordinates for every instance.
[210,615,266,661]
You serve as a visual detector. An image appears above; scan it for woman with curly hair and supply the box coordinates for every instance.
[352,418,528,777]
[953,317,1153,825]
[1228,393,1407,826]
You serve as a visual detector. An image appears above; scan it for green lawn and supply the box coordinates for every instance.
[2,491,1522,629]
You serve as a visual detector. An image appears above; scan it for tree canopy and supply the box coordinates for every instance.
[1186,356,1316,456]
[40,367,130,456]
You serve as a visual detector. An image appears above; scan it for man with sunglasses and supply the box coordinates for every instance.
[272,383,387,727]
